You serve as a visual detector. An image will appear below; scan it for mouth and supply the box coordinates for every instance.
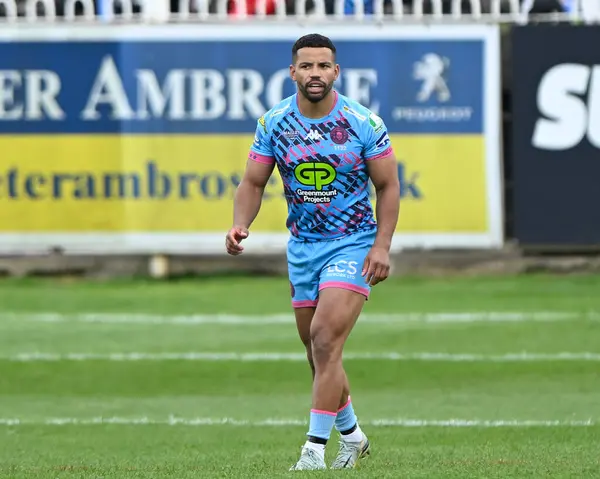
[306,82,325,94]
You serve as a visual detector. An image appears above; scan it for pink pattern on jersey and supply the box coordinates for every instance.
[333,110,346,122]
[366,146,393,161]
[339,152,358,167]
[295,143,318,158]
[249,151,275,164]
[289,146,304,162]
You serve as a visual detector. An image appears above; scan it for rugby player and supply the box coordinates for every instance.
[225,33,400,470]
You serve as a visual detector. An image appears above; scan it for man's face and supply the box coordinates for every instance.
[290,47,339,104]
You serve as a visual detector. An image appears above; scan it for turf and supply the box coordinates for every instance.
[1,274,599,477]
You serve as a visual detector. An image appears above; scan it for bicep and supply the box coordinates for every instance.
[366,153,399,191]
[245,115,276,188]
[242,157,276,189]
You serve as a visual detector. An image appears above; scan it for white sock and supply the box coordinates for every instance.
[341,424,364,443]
[304,440,326,459]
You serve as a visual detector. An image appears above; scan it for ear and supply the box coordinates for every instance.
[289,64,296,82]
[334,64,340,81]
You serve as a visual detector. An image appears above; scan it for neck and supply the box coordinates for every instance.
[297,90,336,119]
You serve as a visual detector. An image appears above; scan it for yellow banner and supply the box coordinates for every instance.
[0,134,487,233]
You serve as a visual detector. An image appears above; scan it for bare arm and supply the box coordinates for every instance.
[367,154,400,252]
[233,159,275,229]
[226,159,275,256]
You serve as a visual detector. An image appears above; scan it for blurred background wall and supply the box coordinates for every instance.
[0,0,599,278]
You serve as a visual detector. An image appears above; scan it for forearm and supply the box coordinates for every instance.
[373,184,400,251]
[233,180,265,229]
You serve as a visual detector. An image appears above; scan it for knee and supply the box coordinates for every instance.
[309,324,341,366]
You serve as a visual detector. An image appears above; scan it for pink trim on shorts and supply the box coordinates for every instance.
[248,151,275,164]
[311,409,337,417]
[338,396,352,412]
[365,146,393,161]
[319,281,370,299]
[292,299,319,308]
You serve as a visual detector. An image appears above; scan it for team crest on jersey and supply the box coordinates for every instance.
[330,126,349,145]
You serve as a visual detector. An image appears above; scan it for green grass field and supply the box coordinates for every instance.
[1,274,600,478]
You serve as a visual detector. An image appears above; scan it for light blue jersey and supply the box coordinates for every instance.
[248,90,393,242]
[247,90,395,307]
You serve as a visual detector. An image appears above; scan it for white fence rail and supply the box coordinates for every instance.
[0,0,598,24]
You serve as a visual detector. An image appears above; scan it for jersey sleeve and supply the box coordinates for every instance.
[248,115,275,165]
[362,112,394,161]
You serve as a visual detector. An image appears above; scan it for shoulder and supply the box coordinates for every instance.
[337,93,385,135]
[257,95,295,132]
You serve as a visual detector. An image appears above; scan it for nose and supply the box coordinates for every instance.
[308,66,321,78]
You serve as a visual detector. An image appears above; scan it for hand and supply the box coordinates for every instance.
[362,246,390,286]
[225,226,249,256]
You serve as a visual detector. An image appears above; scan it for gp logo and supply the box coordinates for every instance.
[294,162,336,191]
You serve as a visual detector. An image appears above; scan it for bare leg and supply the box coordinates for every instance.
[289,290,370,472]
[308,288,365,414]
[294,306,352,409]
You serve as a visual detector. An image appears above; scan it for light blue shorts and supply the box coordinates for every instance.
[287,229,376,308]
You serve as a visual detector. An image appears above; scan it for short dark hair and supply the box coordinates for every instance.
[292,34,336,63]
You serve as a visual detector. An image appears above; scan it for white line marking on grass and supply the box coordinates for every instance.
[1,311,596,326]
[0,416,595,427]
[6,351,600,362]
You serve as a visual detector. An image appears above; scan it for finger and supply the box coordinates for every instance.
[225,237,238,251]
[225,234,244,254]
[376,263,389,285]
[234,228,249,240]
[226,231,237,244]
[226,244,243,255]
[229,230,246,246]
[369,266,380,286]
[372,264,388,286]
[362,257,370,277]
[366,263,378,286]
[229,243,244,253]
[370,264,383,286]
[375,266,389,285]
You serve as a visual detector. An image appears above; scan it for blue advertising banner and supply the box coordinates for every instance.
[0,33,485,135]
[0,24,502,254]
